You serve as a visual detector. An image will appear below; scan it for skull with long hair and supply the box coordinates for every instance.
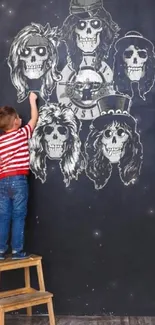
[29,103,85,186]
[8,23,61,102]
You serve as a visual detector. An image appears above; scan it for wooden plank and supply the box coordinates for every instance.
[24,267,32,316]
[0,308,4,325]
[47,299,56,325]
[5,298,49,312]
[0,287,36,298]
[0,255,41,264]
[0,255,42,271]
[0,291,52,312]
[5,316,155,325]
[24,267,31,288]
[0,291,52,306]
[37,261,45,291]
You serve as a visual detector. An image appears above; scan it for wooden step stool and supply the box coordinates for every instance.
[0,255,55,325]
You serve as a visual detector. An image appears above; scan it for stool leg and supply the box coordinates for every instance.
[24,267,32,316]
[36,261,45,291]
[0,309,4,325]
[47,299,55,325]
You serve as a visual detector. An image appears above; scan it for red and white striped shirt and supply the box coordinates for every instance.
[0,124,32,179]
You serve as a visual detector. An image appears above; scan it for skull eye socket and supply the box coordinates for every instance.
[124,50,134,59]
[44,126,54,134]
[90,19,102,29]
[35,46,47,56]
[138,50,147,58]
[77,20,87,30]
[20,47,31,57]
[104,129,113,138]
[57,126,68,135]
[117,128,126,137]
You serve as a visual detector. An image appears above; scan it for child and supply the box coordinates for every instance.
[0,92,38,260]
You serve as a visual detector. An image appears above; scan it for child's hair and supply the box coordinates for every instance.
[0,106,17,131]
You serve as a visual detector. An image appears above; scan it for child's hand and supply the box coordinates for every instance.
[29,92,38,103]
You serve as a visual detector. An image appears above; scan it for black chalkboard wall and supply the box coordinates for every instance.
[0,0,155,316]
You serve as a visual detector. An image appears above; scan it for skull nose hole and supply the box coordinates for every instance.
[31,56,36,62]
[133,57,137,64]
[53,134,58,140]
[112,136,116,144]
[87,28,92,34]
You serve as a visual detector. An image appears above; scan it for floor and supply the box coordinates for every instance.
[5,316,155,325]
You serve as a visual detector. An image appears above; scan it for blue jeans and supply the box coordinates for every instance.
[0,175,28,252]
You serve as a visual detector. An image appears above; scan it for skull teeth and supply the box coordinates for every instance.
[80,37,96,42]
[107,148,122,156]
[78,36,97,45]
[26,65,43,70]
[127,66,143,71]
[49,145,63,150]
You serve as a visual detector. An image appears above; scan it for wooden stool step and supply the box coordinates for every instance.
[0,255,42,271]
[0,291,52,311]
[0,291,55,325]
[0,287,37,299]
[0,255,56,325]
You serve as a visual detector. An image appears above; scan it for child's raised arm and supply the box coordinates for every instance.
[28,92,39,131]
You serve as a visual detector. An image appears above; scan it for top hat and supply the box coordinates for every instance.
[115,31,154,51]
[69,0,103,15]
[93,94,135,130]
[98,94,131,114]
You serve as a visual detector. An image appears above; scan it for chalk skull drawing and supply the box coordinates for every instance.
[101,121,129,164]
[20,38,49,80]
[29,104,85,186]
[8,23,61,102]
[44,124,69,160]
[59,0,120,71]
[75,17,102,53]
[123,45,148,81]
[113,31,155,100]
[84,95,143,189]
